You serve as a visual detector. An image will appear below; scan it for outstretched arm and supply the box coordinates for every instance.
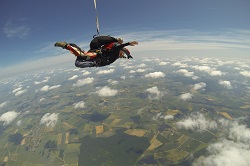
[121,48,133,59]
[115,41,139,50]
[129,41,139,46]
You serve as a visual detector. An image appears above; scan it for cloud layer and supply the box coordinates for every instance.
[95,86,118,97]
[40,113,59,127]
[0,111,19,125]
[177,113,250,166]
[177,113,217,132]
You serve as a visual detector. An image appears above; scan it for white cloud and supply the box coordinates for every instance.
[219,80,232,89]
[237,62,250,69]
[72,68,80,72]
[176,113,217,132]
[145,86,163,99]
[195,140,250,166]
[153,113,174,121]
[120,76,126,80]
[13,87,22,93]
[193,82,206,90]
[3,18,30,39]
[96,69,114,74]
[95,86,118,97]
[209,70,223,76]
[34,77,50,85]
[164,115,174,120]
[15,89,27,96]
[40,84,61,92]
[137,63,147,68]
[16,120,22,126]
[123,66,133,69]
[40,113,59,127]
[129,69,146,73]
[159,62,168,66]
[176,69,198,80]
[194,119,250,166]
[82,71,91,76]
[240,71,250,77]
[218,119,250,144]
[39,98,46,102]
[0,111,19,125]
[50,85,61,89]
[234,67,242,70]
[172,62,188,68]
[0,101,9,109]
[145,71,165,78]
[179,92,193,101]
[108,79,119,85]
[68,75,78,80]
[12,86,27,96]
[73,77,94,87]
[191,65,223,76]
[73,101,85,109]
[192,65,212,73]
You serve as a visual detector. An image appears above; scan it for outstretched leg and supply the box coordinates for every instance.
[54,42,67,48]
[55,42,84,56]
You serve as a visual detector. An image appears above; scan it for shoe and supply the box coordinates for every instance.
[54,42,67,49]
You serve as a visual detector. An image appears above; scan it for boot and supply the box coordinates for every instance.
[54,42,67,49]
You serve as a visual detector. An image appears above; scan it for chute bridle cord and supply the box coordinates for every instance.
[93,0,100,38]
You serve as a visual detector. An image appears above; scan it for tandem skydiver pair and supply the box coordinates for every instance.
[54,36,138,68]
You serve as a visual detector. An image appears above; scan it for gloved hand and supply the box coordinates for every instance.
[127,55,133,59]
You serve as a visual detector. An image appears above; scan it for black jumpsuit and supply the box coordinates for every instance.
[75,36,130,68]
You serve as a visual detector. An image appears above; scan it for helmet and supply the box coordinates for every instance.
[116,38,123,44]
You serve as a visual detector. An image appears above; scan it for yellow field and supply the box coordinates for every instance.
[240,105,250,109]
[95,125,104,135]
[147,135,163,151]
[23,133,29,137]
[166,149,189,161]
[13,129,18,134]
[21,138,25,145]
[121,122,134,129]
[65,132,69,144]
[219,112,233,120]
[109,119,121,126]
[205,97,216,101]
[167,110,179,116]
[51,95,59,99]
[107,113,120,119]
[3,156,8,163]
[125,129,147,137]
[177,135,189,144]
[76,93,85,96]
[63,122,75,129]
[45,127,54,132]
[57,134,62,145]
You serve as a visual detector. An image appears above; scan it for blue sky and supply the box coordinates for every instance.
[1,0,250,71]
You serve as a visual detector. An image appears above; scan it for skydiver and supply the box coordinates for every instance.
[54,36,138,68]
